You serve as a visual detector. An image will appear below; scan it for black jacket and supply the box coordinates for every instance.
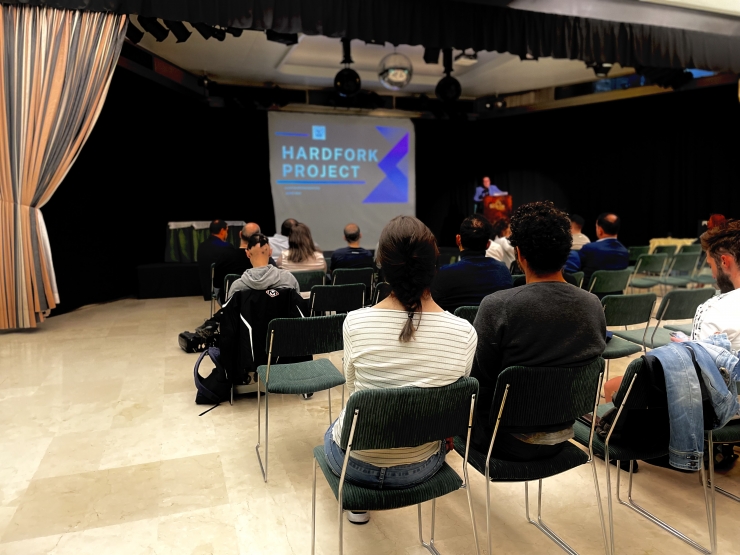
[197,235,236,300]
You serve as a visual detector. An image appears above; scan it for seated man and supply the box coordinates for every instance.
[431,215,512,313]
[197,219,236,300]
[570,214,591,250]
[228,233,300,300]
[565,212,628,291]
[471,201,606,461]
[268,218,297,260]
[330,223,375,273]
[214,222,276,301]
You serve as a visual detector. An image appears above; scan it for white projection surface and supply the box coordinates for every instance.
[268,111,415,251]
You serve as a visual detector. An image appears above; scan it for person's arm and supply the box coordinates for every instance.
[463,324,478,377]
[276,252,284,268]
[564,250,581,273]
[316,251,327,272]
[343,318,356,396]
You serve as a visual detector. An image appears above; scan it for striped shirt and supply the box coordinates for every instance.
[332,307,477,466]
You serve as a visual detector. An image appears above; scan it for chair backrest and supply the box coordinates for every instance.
[489,358,604,429]
[628,246,650,263]
[337,377,479,450]
[653,245,678,257]
[266,314,345,357]
[666,252,700,274]
[223,274,240,298]
[655,288,716,322]
[679,244,702,254]
[291,270,325,292]
[602,293,656,327]
[571,271,585,288]
[373,282,392,305]
[454,306,479,325]
[310,284,365,315]
[587,269,632,293]
[332,267,374,299]
[633,253,668,275]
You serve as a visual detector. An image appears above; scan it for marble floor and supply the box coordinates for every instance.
[0,297,737,555]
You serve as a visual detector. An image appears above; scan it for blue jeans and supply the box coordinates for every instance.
[323,424,446,490]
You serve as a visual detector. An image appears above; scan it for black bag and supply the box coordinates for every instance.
[178,318,220,353]
[194,347,231,405]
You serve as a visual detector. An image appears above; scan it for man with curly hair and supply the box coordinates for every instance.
[470,201,606,461]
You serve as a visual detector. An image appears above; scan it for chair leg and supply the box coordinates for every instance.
[311,458,317,555]
[462,476,481,555]
[485,472,492,555]
[590,456,610,555]
[338,491,344,555]
[255,378,268,482]
[615,459,712,554]
[418,500,441,555]
[605,450,615,555]
[328,387,332,425]
[525,480,580,555]
[706,434,717,553]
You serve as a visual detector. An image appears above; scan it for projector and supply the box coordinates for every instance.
[454,52,478,67]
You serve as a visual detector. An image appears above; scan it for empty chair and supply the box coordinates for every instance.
[586,269,632,295]
[601,293,657,382]
[664,322,693,335]
[571,271,585,288]
[706,419,740,503]
[613,288,717,349]
[628,246,650,265]
[291,270,326,293]
[223,273,240,300]
[653,244,678,257]
[454,305,479,325]
[373,282,392,305]
[332,267,374,301]
[628,253,668,292]
[679,244,702,254]
[656,252,701,291]
[309,284,365,316]
[311,378,481,555]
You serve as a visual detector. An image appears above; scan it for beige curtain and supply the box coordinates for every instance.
[0,6,127,329]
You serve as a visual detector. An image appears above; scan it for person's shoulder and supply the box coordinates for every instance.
[480,286,520,308]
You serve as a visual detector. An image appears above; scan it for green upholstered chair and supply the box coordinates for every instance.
[664,322,693,335]
[613,288,716,350]
[332,267,375,302]
[255,315,346,482]
[653,245,678,258]
[573,358,715,555]
[311,378,481,555]
[656,252,701,292]
[679,244,702,254]
[587,269,632,295]
[453,306,479,326]
[309,284,365,316]
[572,271,585,288]
[706,418,740,503]
[627,254,668,292]
[291,270,326,293]
[628,246,650,265]
[601,293,656,383]
[223,273,240,300]
[373,282,392,305]
[454,359,608,555]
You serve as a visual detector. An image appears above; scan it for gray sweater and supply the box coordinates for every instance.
[227,265,300,300]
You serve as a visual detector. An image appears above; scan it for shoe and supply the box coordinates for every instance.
[302,393,314,400]
[347,511,370,525]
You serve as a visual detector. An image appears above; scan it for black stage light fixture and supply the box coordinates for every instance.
[193,22,214,40]
[226,27,243,37]
[586,61,613,78]
[137,17,170,42]
[435,47,461,102]
[126,22,145,44]
[212,27,226,41]
[265,29,299,45]
[423,48,440,64]
[334,38,361,98]
[163,20,191,43]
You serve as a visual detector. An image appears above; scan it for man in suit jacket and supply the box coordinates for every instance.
[197,219,236,300]
[570,213,629,290]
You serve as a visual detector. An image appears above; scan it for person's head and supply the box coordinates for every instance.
[245,233,272,267]
[287,222,318,263]
[280,218,297,237]
[708,214,727,230]
[209,219,228,240]
[570,214,585,234]
[456,215,492,252]
[700,219,740,294]
[344,223,361,246]
[509,201,572,277]
[596,213,620,238]
[482,176,491,188]
[376,216,439,342]
[491,218,510,239]
[239,222,261,246]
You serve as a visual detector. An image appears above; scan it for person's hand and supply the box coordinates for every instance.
[670,335,688,343]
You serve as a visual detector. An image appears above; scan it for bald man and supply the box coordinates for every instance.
[568,212,629,293]
[330,223,375,273]
[214,222,276,302]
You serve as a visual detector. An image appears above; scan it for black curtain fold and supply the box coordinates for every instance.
[5,0,740,72]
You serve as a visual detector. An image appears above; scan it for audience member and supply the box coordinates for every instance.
[227,233,300,300]
[269,218,297,260]
[431,215,512,313]
[197,219,236,300]
[325,216,476,524]
[471,201,606,461]
[214,222,276,301]
[486,218,516,270]
[565,213,629,289]
[570,214,591,250]
[330,224,375,272]
[277,223,327,272]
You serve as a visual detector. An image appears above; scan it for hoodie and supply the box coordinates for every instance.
[227,265,300,300]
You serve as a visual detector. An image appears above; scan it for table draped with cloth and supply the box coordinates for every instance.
[648,238,696,253]
[165,221,245,263]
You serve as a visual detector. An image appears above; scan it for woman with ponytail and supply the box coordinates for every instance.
[324,216,477,525]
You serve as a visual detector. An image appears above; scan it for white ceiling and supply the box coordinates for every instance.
[640,0,740,18]
[135,21,632,98]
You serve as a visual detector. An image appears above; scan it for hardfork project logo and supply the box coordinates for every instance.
[363,126,409,204]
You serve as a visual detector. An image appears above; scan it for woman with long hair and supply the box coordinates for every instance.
[276,222,326,272]
[324,215,477,524]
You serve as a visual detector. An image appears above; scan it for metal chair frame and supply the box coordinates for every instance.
[627,255,668,294]
[311,396,481,555]
[332,267,375,305]
[705,430,740,503]
[309,284,365,317]
[483,372,608,555]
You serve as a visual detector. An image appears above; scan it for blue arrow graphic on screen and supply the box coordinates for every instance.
[363,127,409,204]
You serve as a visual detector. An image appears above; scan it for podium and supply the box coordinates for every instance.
[482,194,512,224]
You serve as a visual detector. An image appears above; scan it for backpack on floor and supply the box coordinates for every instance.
[194,347,231,405]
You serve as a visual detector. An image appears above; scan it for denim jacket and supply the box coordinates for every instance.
[649,334,739,471]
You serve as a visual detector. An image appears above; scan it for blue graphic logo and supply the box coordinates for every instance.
[363,126,409,204]
[312,125,326,140]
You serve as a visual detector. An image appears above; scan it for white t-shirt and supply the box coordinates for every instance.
[332,308,477,466]
[571,232,591,251]
[485,241,505,262]
[691,288,740,351]
[494,236,516,270]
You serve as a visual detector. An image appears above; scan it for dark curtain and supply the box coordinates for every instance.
[5,0,740,72]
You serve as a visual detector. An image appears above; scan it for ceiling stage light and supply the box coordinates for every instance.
[378,52,413,90]
[335,38,362,98]
[163,20,192,43]
[137,17,170,42]
[435,48,461,102]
